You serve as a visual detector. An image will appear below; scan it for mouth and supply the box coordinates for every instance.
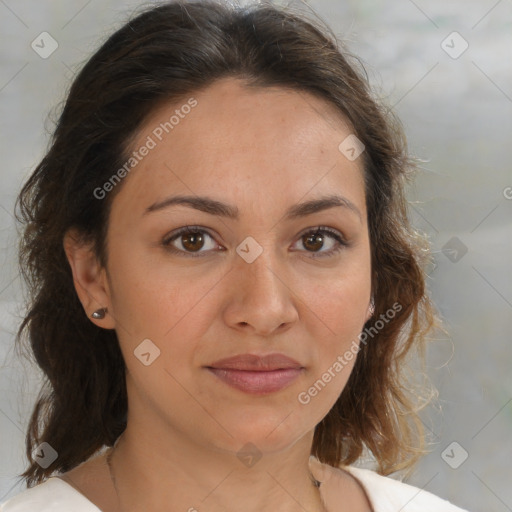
[205,353,304,394]
[206,367,304,394]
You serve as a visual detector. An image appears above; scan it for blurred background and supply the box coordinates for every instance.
[0,1,510,510]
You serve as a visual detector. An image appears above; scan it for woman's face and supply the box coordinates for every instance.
[93,77,372,456]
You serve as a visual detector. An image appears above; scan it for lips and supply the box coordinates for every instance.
[207,352,303,371]
[205,353,304,394]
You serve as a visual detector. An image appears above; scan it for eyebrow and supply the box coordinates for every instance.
[144,193,362,223]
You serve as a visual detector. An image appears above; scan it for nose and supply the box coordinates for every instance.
[222,243,299,336]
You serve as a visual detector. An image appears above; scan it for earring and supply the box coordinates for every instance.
[368,298,375,316]
[91,307,107,319]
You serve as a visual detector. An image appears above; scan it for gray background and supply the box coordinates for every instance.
[0,1,511,511]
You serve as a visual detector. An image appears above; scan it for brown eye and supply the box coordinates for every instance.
[293,227,348,258]
[181,231,205,252]
[163,226,220,257]
[303,231,325,252]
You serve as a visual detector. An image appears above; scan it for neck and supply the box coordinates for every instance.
[106,428,326,512]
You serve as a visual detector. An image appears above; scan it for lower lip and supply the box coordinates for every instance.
[206,367,303,394]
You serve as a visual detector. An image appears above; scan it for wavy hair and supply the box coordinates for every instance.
[14,0,439,487]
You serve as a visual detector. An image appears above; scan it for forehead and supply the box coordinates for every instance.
[110,77,366,221]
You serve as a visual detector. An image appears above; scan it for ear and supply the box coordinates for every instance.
[63,228,116,330]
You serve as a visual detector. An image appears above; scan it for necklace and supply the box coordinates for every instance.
[106,437,325,512]
[106,441,122,511]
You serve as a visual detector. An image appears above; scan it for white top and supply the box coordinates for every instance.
[0,456,469,511]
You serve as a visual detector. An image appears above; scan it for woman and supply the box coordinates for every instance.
[1,1,469,511]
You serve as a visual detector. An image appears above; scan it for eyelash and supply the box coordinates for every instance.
[162,225,349,259]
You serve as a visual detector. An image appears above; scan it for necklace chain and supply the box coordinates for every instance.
[106,443,121,511]
[105,438,325,512]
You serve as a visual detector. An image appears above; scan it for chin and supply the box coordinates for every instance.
[212,410,312,455]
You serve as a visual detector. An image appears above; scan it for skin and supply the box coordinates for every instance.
[62,77,374,512]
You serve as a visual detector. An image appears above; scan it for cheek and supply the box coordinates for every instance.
[305,266,371,336]
[310,285,367,332]
[301,265,370,386]
[108,240,222,339]
[295,288,365,420]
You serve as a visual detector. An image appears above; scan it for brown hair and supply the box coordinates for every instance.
[15,0,438,487]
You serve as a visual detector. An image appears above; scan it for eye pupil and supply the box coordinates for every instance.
[304,232,324,252]
[182,232,204,252]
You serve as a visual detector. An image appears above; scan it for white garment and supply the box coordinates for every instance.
[0,478,100,512]
[0,457,470,512]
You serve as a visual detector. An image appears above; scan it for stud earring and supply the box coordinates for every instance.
[91,307,107,319]
[368,298,375,316]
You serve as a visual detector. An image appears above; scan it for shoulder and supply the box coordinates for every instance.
[0,477,101,512]
[310,456,470,512]
[339,466,469,512]
[343,465,469,511]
